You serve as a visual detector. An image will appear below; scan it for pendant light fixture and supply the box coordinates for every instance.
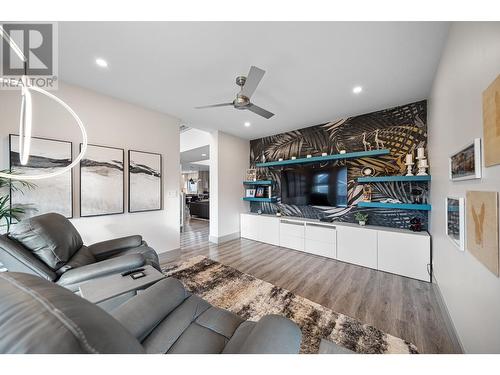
[0,25,87,181]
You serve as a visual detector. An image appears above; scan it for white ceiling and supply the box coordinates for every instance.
[58,22,449,140]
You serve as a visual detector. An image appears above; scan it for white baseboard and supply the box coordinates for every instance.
[157,248,181,264]
[433,273,465,353]
[209,232,240,244]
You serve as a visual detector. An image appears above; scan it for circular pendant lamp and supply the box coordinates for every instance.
[0,26,87,181]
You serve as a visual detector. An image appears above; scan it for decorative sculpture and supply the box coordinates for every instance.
[374,129,385,150]
[362,132,372,151]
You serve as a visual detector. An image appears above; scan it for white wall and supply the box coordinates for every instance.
[428,22,500,353]
[180,128,211,152]
[0,82,181,254]
[209,131,249,243]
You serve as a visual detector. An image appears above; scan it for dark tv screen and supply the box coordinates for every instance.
[281,165,348,207]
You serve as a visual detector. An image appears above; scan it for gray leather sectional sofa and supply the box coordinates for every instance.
[0,272,302,354]
[0,213,160,291]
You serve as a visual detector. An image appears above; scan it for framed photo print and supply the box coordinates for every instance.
[255,186,265,198]
[245,169,257,182]
[80,144,124,217]
[9,134,73,220]
[245,188,256,198]
[128,150,162,213]
[446,196,465,251]
[449,138,482,181]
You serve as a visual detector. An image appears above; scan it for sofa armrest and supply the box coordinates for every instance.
[89,235,144,260]
[111,278,190,341]
[225,315,302,354]
[56,253,146,290]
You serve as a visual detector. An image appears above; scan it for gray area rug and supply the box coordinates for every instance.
[163,255,418,354]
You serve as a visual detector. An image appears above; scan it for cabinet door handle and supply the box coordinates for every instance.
[280,220,304,226]
[307,223,336,230]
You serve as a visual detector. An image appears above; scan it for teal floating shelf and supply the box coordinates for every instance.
[243,180,273,185]
[357,202,431,211]
[242,197,277,203]
[256,149,390,167]
[357,175,431,183]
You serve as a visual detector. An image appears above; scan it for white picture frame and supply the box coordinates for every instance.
[449,138,482,181]
[245,188,256,198]
[446,196,465,251]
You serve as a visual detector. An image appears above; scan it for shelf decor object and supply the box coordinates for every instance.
[416,147,429,176]
[256,149,390,167]
[405,153,414,176]
[245,168,257,181]
[357,201,431,211]
[357,175,431,183]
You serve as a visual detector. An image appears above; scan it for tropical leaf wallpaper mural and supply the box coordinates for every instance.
[249,100,429,230]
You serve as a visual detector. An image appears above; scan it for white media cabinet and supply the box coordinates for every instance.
[240,213,431,282]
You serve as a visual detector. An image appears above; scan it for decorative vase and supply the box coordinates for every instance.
[358,220,366,226]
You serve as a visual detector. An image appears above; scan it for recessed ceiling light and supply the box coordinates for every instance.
[201,153,207,157]
[244,122,251,127]
[352,86,363,94]
[95,58,108,68]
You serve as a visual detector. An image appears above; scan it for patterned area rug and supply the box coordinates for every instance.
[163,256,418,354]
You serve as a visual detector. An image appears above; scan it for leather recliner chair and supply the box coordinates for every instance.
[0,272,302,354]
[0,213,160,291]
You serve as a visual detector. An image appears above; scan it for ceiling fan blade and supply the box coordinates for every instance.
[195,103,233,109]
[241,66,265,99]
[247,103,274,119]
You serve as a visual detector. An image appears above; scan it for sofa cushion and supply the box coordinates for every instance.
[0,235,57,281]
[141,293,244,354]
[9,213,84,271]
[0,272,145,354]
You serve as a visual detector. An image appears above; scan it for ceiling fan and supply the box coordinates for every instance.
[195,66,274,119]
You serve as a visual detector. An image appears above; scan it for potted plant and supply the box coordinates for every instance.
[0,170,36,233]
[354,212,369,226]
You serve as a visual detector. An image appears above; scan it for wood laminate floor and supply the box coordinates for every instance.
[164,219,461,354]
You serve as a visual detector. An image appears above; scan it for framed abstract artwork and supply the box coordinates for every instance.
[446,196,465,251]
[483,74,500,167]
[128,150,162,213]
[9,134,73,220]
[449,138,482,181]
[80,144,125,217]
[466,191,499,276]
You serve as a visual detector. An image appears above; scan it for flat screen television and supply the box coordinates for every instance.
[281,165,348,207]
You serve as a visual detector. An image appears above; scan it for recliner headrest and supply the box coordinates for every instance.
[0,272,145,354]
[9,213,84,271]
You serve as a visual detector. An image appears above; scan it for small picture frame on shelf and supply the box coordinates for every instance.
[446,196,465,251]
[255,186,265,198]
[245,169,257,181]
[449,138,482,181]
[245,188,256,198]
